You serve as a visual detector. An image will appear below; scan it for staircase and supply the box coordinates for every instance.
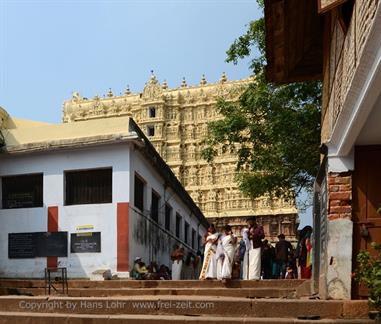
[0,279,373,323]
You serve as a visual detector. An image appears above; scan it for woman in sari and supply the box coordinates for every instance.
[199,224,219,280]
[221,225,237,281]
[296,226,312,279]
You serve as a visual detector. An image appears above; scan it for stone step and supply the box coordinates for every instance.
[0,312,374,324]
[0,287,298,299]
[0,279,308,289]
[0,296,370,319]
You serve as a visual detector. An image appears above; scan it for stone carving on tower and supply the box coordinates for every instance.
[62,72,298,243]
[142,72,163,100]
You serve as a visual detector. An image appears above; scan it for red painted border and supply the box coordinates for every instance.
[117,202,129,272]
[47,206,58,268]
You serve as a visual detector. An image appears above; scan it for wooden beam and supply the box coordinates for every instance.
[317,0,348,14]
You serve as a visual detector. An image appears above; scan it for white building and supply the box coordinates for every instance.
[0,113,208,278]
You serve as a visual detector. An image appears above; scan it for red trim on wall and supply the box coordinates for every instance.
[117,202,129,272]
[47,206,58,268]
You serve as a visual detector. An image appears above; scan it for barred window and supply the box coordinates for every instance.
[134,174,145,211]
[165,204,172,231]
[2,173,43,209]
[184,221,190,244]
[65,168,112,206]
[151,190,160,222]
[191,228,196,249]
[176,213,182,238]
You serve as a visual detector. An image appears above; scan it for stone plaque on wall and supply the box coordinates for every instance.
[71,232,101,253]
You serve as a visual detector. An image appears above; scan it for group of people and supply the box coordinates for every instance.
[131,219,313,281]
[199,218,313,281]
[199,219,264,281]
[260,227,313,280]
[171,245,203,280]
[199,224,237,281]
[131,257,172,280]
[260,235,296,279]
[131,248,203,280]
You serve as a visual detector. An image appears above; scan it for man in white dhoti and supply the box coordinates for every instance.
[221,225,237,281]
[199,224,218,280]
[249,220,265,279]
[242,217,265,280]
[171,245,184,280]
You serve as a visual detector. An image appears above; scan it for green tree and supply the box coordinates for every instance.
[202,3,321,200]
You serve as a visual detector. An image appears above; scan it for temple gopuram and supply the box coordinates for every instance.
[63,73,298,244]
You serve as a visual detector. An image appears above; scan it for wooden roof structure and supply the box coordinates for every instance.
[264,0,324,83]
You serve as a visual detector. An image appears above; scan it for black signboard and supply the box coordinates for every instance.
[8,232,68,259]
[71,232,101,253]
[35,232,68,257]
[8,233,36,258]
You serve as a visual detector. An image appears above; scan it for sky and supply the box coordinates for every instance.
[0,0,312,227]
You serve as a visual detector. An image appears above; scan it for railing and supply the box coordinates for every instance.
[130,205,199,253]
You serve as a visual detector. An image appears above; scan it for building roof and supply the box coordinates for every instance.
[264,0,323,83]
[6,117,53,129]
[0,115,209,227]
[2,116,135,153]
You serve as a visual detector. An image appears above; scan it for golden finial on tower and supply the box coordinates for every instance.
[71,91,81,102]
[200,74,207,86]
[150,70,157,82]
[181,77,187,88]
[107,88,113,97]
[124,85,131,95]
[220,72,227,83]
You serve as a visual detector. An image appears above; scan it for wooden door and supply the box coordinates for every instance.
[352,146,381,298]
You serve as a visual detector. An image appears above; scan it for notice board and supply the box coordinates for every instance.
[35,232,68,257]
[8,232,68,258]
[8,232,36,258]
[71,232,101,253]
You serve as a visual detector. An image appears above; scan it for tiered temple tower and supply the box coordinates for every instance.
[62,73,298,243]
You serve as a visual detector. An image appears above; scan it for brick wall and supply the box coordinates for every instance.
[327,172,352,220]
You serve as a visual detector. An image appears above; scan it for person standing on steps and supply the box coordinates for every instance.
[171,244,184,280]
[248,219,265,280]
[181,252,195,280]
[261,239,273,279]
[240,217,253,280]
[220,224,237,281]
[296,226,313,279]
[216,232,225,280]
[275,233,293,279]
[193,250,203,279]
[199,224,218,280]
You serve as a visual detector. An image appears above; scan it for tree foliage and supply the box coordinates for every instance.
[202,7,321,200]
